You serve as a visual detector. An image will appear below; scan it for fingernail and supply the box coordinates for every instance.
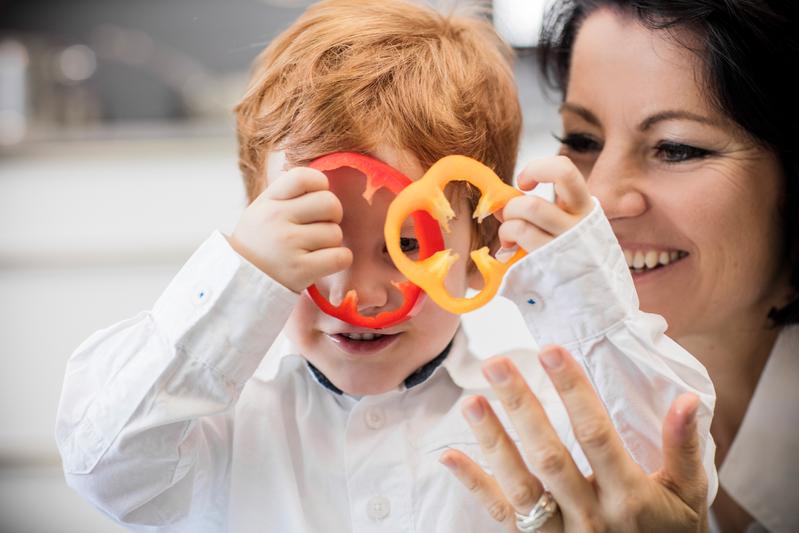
[464,398,485,423]
[484,360,510,384]
[676,396,699,424]
[439,453,457,471]
[539,347,564,370]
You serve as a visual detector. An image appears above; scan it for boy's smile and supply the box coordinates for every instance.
[273,144,481,396]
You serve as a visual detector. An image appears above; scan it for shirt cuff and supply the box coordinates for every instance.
[152,230,298,385]
[498,197,639,349]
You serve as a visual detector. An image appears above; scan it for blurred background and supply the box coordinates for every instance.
[0,0,559,531]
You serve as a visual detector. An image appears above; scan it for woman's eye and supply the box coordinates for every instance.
[654,142,712,163]
[399,237,419,253]
[553,132,602,153]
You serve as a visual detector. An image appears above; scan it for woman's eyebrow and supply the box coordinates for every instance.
[559,102,721,132]
[638,110,721,131]
[559,102,600,127]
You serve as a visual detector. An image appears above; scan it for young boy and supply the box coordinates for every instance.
[56,1,716,531]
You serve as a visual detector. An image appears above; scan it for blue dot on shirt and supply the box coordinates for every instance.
[527,298,536,305]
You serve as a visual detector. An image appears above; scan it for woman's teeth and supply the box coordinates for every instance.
[341,332,384,341]
[623,248,688,272]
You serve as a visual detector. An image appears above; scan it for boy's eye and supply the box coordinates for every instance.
[654,142,713,163]
[553,132,602,153]
[399,237,419,253]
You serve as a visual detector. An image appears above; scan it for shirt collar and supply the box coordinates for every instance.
[253,325,490,393]
[718,324,799,533]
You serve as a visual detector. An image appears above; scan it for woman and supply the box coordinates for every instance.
[441,1,797,531]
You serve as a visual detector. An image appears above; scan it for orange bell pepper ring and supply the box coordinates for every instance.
[307,152,445,329]
[385,155,527,314]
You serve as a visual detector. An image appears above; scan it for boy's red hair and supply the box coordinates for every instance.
[235,0,521,248]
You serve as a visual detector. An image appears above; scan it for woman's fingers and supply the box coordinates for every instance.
[537,345,641,491]
[461,396,545,514]
[658,393,708,510]
[497,218,553,251]
[502,194,578,236]
[439,448,521,532]
[480,357,596,516]
[516,156,593,216]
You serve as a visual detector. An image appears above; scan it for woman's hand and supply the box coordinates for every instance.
[497,156,594,253]
[439,345,709,532]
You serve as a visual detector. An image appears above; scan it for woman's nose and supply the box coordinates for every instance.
[585,151,647,220]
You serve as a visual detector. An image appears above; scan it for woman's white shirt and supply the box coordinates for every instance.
[709,324,799,533]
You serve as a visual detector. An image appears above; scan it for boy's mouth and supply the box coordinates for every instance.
[327,332,401,355]
[340,332,386,341]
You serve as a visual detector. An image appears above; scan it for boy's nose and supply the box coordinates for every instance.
[326,258,392,316]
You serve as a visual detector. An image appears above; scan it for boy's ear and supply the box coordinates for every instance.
[466,265,484,291]
[466,235,499,291]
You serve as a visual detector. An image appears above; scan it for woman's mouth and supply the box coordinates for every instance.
[623,247,689,277]
[326,332,401,355]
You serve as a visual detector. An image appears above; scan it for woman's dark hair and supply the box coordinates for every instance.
[537,0,799,326]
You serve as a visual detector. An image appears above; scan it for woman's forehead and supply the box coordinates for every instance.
[567,10,722,128]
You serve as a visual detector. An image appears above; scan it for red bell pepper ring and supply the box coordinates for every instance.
[306,152,444,329]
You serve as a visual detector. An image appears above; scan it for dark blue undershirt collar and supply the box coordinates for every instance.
[307,338,454,395]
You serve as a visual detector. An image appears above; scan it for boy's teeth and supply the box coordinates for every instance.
[342,332,383,341]
[623,248,687,272]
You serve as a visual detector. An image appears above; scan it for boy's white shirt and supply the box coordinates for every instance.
[56,198,718,532]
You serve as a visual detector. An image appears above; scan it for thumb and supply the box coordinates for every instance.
[660,393,708,509]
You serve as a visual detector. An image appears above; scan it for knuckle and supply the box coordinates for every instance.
[575,421,612,451]
[502,391,528,413]
[329,224,344,244]
[323,193,344,221]
[333,248,352,271]
[487,500,512,523]
[283,225,302,244]
[611,493,644,527]
[556,372,581,393]
[508,484,536,509]
[478,430,504,454]
[465,474,483,494]
[533,447,567,477]
[526,195,545,214]
[268,201,287,220]
[574,513,604,533]
[497,223,513,242]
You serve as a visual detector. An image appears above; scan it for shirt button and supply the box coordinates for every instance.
[366,495,390,521]
[521,291,544,310]
[364,407,385,429]
[192,284,211,306]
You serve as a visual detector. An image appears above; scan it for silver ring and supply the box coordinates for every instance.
[515,490,558,532]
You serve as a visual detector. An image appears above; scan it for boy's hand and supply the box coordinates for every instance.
[228,167,353,293]
[497,156,594,252]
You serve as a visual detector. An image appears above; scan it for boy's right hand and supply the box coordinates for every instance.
[227,167,353,293]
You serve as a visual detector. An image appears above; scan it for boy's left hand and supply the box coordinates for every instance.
[497,156,594,252]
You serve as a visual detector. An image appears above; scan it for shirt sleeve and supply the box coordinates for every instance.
[54,230,298,526]
[498,197,719,505]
